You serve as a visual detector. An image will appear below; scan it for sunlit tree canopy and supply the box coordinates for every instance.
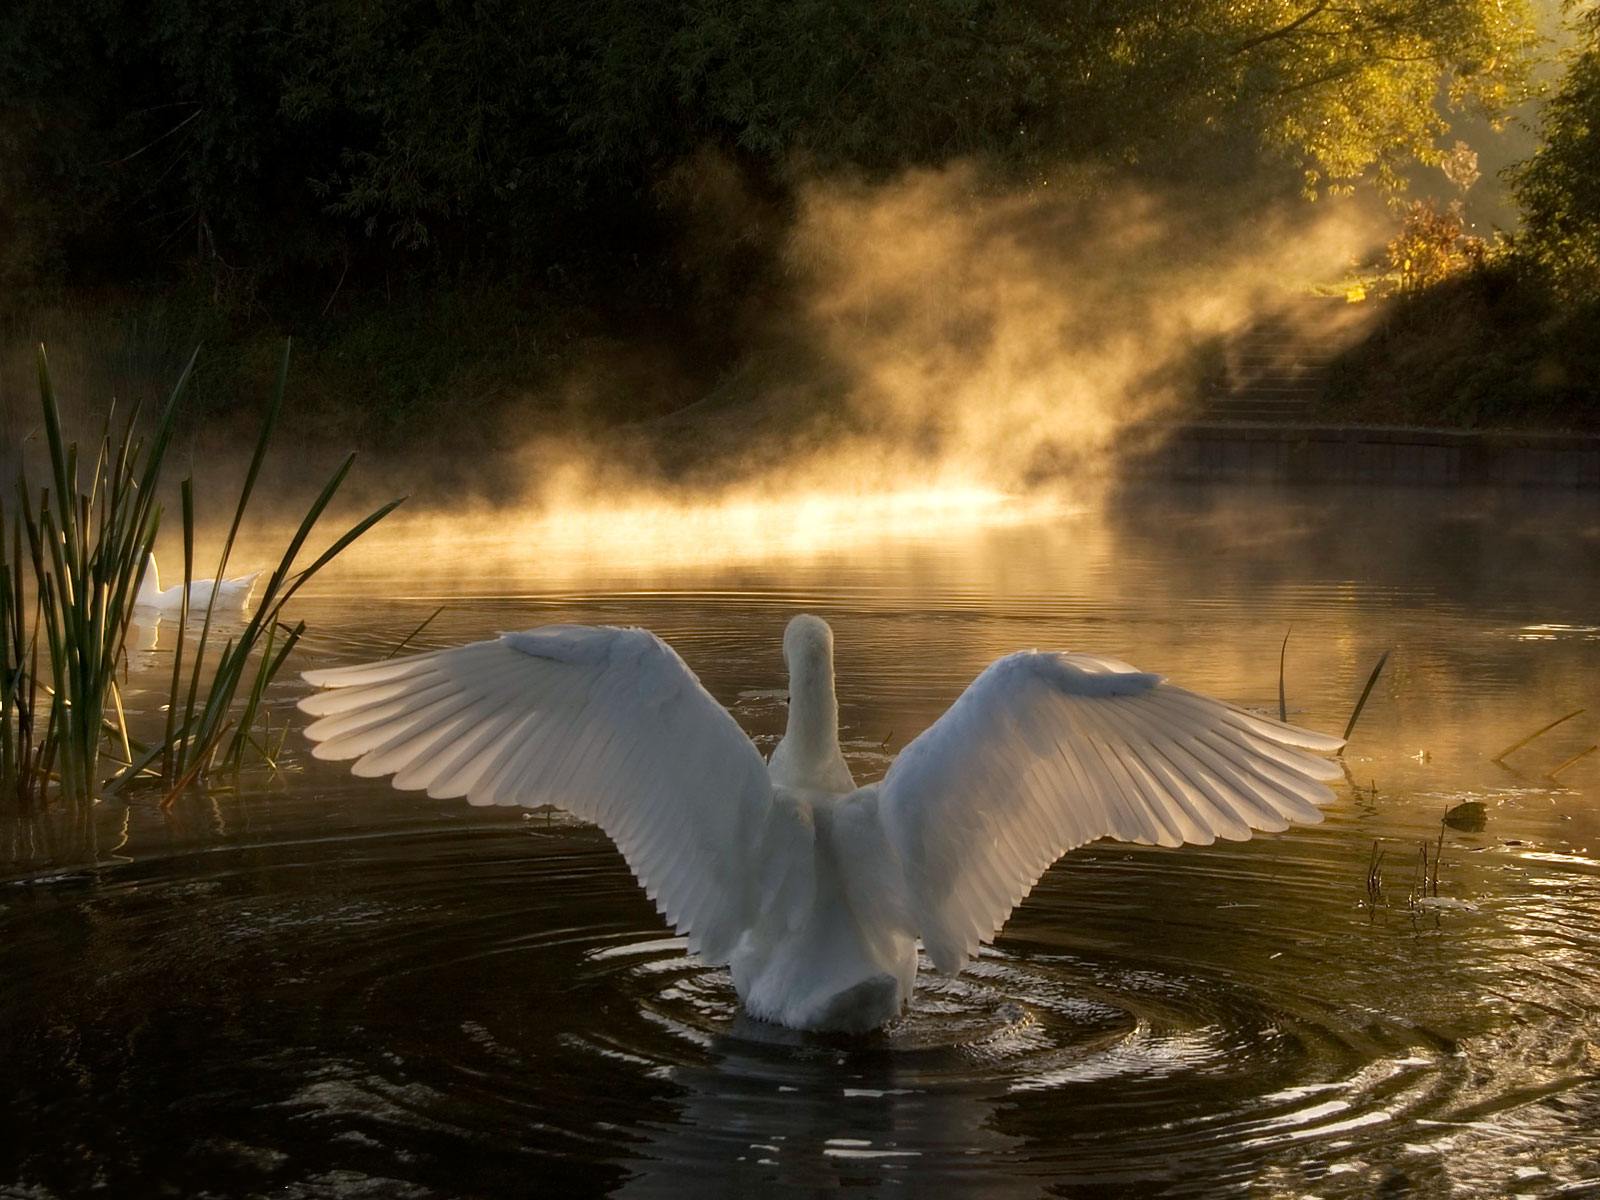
[0,0,1536,286]
[1511,4,1600,299]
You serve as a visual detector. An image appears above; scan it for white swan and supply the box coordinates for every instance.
[134,554,262,614]
[298,615,1344,1033]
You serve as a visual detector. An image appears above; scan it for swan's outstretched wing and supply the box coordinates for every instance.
[299,626,773,962]
[876,651,1345,973]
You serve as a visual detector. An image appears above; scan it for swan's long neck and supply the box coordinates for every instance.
[785,655,840,764]
[770,615,855,793]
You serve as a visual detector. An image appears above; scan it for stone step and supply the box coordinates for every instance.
[1231,338,1347,352]
[1200,296,1367,422]
[1206,396,1315,411]
[1217,373,1326,386]
[1229,353,1339,367]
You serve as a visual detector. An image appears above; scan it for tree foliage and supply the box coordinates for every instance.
[0,0,1537,300]
[1386,199,1487,292]
[1511,3,1600,300]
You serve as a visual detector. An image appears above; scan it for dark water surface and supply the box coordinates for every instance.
[4,485,1600,1198]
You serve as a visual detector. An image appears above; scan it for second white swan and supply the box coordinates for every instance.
[134,554,262,614]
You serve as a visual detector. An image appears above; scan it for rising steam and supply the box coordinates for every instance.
[462,164,1381,550]
[782,164,1378,488]
[266,162,1389,576]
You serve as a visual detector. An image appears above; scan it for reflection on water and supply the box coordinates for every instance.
[4,484,1600,1197]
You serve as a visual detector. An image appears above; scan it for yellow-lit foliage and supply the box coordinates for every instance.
[1386,200,1487,293]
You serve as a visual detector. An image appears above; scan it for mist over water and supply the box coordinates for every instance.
[783,169,1376,482]
[409,165,1385,529]
[4,159,1387,558]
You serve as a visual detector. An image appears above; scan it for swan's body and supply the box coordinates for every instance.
[299,615,1344,1032]
[135,554,262,613]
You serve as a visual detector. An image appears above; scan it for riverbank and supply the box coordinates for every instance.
[1125,421,1600,488]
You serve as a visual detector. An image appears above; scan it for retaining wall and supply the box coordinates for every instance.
[1124,423,1600,488]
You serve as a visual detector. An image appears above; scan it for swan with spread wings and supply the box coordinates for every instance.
[298,614,1343,1032]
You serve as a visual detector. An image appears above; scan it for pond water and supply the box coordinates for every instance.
[3,483,1600,1198]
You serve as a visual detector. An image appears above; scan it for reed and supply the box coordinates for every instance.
[13,346,184,804]
[1342,650,1391,744]
[1277,624,1292,722]
[1548,744,1596,780]
[111,341,404,800]
[1365,840,1385,910]
[0,512,49,812]
[1490,708,1584,765]
[383,604,445,661]
[3,340,400,809]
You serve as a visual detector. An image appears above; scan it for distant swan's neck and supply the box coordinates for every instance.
[136,556,161,605]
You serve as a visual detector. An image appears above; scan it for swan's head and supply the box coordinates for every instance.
[782,614,834,683]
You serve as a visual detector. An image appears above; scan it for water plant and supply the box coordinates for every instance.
[1277,624,1293,722]
[12,346,184,806]
[1549,744,1597,780]
[0,514,48,811]
[2,340,399,812]
[1342,650,1391,744]
[1490,708,1583,765]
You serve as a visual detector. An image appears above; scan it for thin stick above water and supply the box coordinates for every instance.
[1343,650,1391,744]
[1549,744,1597,779]
[384,604,446,660]
[1491,709,1584,765]
[1278,624,1292,723]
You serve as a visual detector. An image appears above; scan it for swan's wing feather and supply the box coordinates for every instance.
[877,651,1343,973]
[299,625,774,962]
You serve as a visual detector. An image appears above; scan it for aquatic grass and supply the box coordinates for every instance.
[1365,841,1385,910]
[1410,842,1435,907]
[383,603,445,660]
[1277,625,1292,722]
[108,341,403,801]
[0,513,49,812]
[1548,744,1596,780]
[1490,708,1584,765]
[13,345,187,803]
[1365,828,1451,917]
[4,340,400,809]
[1342,650,1391,745]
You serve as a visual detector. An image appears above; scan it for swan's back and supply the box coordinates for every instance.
[733,785,918,1032]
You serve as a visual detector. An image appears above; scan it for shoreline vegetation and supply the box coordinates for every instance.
[0,340,399,815]
[1,0,1597,490]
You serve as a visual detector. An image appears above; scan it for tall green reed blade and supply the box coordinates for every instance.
[1343,650,1392,745]
[151,340,401,799]
[172,341,291,779]
[18,544,49,809]
[160,480,195,783]
[1277,624,1292,723]
[0,514,23,809]
[17,345,192,802]
[223,617,305,772]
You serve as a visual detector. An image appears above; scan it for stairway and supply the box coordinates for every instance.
[1202,296,1362,423]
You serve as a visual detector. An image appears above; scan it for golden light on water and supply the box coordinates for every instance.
[212,480,1081,598]
[269,482,1077,592]
[511,485,1064,560]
